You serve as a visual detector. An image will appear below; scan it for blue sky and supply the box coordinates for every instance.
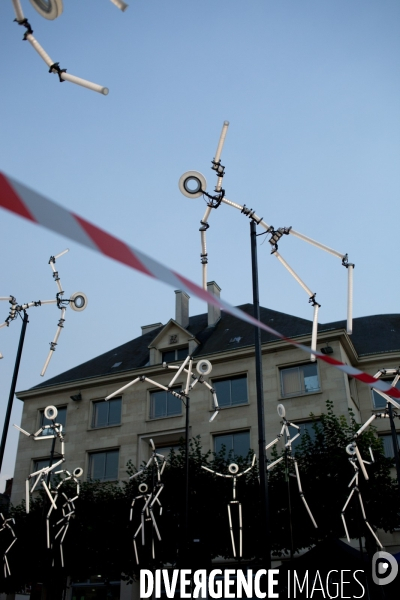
[0,0,399,491]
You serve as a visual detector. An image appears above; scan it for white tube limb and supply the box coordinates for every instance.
[201,230,207,255]
[214,121,229,165]
[110,0,129,10]
[201,206,212,224]
[209,409,219,422]
[168,355,190,387]
[26,480,30,513]
[54,249,69,260]
[354,414,376,438]
[341,514,350,542]
[354,446,369,480]
[347,264,353,335]
[105,377,140,400]
[184,359,193,395]
[0,297,12,301]
[0,323,8,330]
[13,424,31,437]
[221,197,244,211]
[202,263,207,291]
[40,350,54,377]
[26,34,54,68]
[39,299,58,305]
[274,252,314,297]
[265,437,279,451]
[266,456,284,470]
[289,229,345,260]
[311,303,319,362]
[12,0,25,21]
[227,505,236,557]
[58,71,109,95]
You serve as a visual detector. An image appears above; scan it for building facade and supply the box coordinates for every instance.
[11,283,400,596]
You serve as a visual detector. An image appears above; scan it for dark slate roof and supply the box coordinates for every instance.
[29,304,400,390]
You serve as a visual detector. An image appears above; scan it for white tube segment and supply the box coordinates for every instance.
[12,0,25,21]
[347,264,353,334]
[105,377,140,400]
[221,197,244,211]
[110,0,129,10]
[274,252,314,297]
[26,34,54,67]
[214,121,229,165]
[58,71,109,95]
[54,249,69,260]
[289,229,344,259]
[311,303,319,362]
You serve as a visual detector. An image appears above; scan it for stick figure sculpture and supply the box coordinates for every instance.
[46,467,83,567]
[10,0,120,94]
[0,249,87,375]
[0,513,17,577]
[266,405,318,529]
[201,454,256,558]
[341,442,382,548]
[179,122,354,359]
[13,405,65,513]
[106,356,220,422]
[129,440,166,564]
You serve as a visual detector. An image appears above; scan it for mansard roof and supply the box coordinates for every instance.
[27,304,400,391]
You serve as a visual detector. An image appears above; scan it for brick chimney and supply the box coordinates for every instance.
[175,290,190,329]
[207,281,221,327]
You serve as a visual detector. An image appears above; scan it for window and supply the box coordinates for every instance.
[379,434,400,459]
[280,363,320,397]
[162,347,188,363]
[213,375,248,408]
[88,450,119,481]
[156,444,180,457]
[39,406,67,436]
[33,458,60,482]
[92,398,122,428]
[290,420,320,452]
[214,431,250,459]
[150,388,182,419]
[372,380,400,409]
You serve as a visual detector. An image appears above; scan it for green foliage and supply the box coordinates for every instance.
[2,402,399,593]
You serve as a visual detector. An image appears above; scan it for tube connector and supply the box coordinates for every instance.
[49,62,67,83]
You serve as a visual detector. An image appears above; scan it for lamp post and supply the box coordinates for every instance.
[250,220,271,569]
[0,311,29,473]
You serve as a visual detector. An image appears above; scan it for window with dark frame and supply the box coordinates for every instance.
[150,388,182,419]
[280,363,320,397]
[39,406,67,436]
[372,380,400,409]
[214,431,250,459]
[379,434,400,459]
[290,420,321,452]
[92,398,122,428]
[88,449,119,481]
[161,347,189,363]
[213,375,248,408]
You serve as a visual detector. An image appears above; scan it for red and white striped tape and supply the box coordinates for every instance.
[1,171,399,399]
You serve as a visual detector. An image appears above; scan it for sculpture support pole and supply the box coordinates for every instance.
[250,221,271,568]
[388,403,400,496]
[0,311,29,473]
[184,395,190,558]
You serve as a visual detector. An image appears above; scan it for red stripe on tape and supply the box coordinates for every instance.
[73,214,154,277]
[0,174,36,223]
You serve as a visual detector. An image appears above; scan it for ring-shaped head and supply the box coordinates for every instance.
[179,171,207,199]
[70,292,88,312]
[29,0,63,20]
[44,405,58,420]
[139,483,148,494]
[73,468,83,478]
[228,463,239,475]
[277,404,286,418]
[346,443,356,456]
[196,359,212,376]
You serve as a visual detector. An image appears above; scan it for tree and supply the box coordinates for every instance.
[1,401,399,595]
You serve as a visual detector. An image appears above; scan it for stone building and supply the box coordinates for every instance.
[11,283,400,598]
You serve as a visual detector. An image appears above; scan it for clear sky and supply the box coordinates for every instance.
[0,0,399,492]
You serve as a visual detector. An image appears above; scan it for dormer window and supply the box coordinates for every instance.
[162,347,189,363]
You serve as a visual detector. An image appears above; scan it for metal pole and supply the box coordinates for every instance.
[0,310,29,473]
[388,403,400,494]
[185,395,190,556]
[250,220,271,568]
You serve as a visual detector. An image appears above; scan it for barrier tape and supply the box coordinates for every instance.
[1,171,399,400]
